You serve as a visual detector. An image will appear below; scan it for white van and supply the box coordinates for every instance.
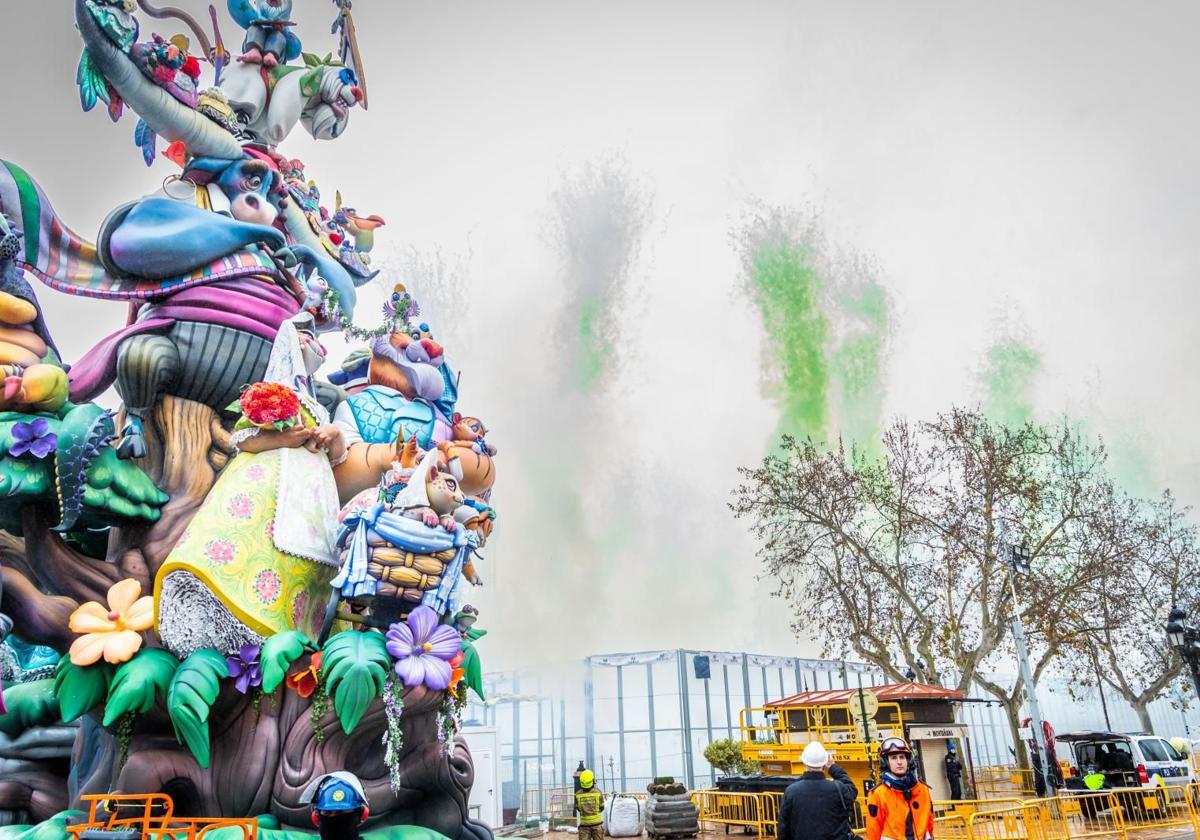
[1058,731,1194,790]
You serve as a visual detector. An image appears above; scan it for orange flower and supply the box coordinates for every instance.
[287,651,323,698]
[448,650,465,693]
[68,579,154,666]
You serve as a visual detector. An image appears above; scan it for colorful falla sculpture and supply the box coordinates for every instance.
[0,3,497,838]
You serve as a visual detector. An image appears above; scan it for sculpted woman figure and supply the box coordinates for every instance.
[155,312,346,657]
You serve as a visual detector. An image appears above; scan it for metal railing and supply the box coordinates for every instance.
[694,789,773,838]
[694,790,1020,839]
[519,785,573,820]
[966,784,1200,840]
[65,794,257,840]
[975,766,1037,799]
[693,782,1200,840]
[739,703,907,770]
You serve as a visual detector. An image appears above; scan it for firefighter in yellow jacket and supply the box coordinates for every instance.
[575,769,605,840]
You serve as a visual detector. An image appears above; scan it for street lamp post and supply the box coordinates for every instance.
[1172,685,1191,738]
[1008,544,1055,796]
[1165,606,1200,701]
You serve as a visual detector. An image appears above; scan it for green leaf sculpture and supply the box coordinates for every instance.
[0,405,167,534]
[460,640,485,702]
[0,679,60,736]
[166,648,229,768]
[53,655,114,723]
[77,446,169,525]
[321,630,389,734]
[103,648,179,726]
[260,631,314,694]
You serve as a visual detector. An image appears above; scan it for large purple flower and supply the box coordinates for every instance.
[386,606,461,690]
[10,419,57,459]
[226,644,262,694]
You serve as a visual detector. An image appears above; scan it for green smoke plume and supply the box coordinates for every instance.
[747,241,830,442]
[737,205,890,450]
[980,335,1041,427]
[1105,424,1158,498]
[830,258,889,459]
[547,156,653,391]
[980,332,1169,503]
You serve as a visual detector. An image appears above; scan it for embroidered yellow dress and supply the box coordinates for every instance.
[154,409,342,648]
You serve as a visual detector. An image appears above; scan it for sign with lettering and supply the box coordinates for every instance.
[849,690,880,720]
[908,725,968,740]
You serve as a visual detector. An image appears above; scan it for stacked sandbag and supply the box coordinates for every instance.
[604,793,644,837]
[644,781,699,839]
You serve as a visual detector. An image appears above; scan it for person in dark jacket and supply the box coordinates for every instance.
[777,741,859,840]
[944,743,963,800]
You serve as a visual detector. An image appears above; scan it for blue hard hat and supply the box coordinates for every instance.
[315,778,366,812]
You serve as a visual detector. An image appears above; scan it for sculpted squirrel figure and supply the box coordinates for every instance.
[395,458,463,531]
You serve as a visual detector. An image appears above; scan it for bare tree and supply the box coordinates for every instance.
[1060,488,1200,733]
[731,407,1113,756]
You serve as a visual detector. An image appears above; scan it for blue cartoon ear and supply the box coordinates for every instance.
[284,30,302,62]
[227,0,258,29]
[183,157,234,186]
[264,168,282,195]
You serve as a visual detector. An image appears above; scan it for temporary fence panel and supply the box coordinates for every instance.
[976,766,1037,799]
[519,785,572,820]
[694,789,772,838]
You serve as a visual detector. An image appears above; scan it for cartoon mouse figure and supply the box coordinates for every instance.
[227,0,300,68]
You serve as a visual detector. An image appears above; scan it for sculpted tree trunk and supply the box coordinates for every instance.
[108,397,234,577]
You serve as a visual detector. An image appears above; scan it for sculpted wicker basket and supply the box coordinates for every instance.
[358,532,457,602]
[321,497,475,641]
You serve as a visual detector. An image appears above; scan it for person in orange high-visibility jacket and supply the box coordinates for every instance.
[866,738,934,840]
[574,769,605,840]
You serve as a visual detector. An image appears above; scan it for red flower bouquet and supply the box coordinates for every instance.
[231,382,302,430]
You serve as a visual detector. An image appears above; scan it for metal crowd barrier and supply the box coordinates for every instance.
[967,784,1200,840]
[694,784,1200,840]
[975,766,1038,799]
[546,792,578,829]
[694,789,772,838]
[519,786,573,818]
[694,791,1021,839]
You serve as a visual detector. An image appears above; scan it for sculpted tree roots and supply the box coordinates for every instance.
[68,682,480,837]
[0,764,70,825]
[2,402,487,836]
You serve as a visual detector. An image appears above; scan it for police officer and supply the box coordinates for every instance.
[944,743,963,801]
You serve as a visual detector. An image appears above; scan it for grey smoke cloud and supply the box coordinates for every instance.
[2,0,1197,670]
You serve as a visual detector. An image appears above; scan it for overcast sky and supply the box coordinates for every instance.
[2,1,1198,670]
